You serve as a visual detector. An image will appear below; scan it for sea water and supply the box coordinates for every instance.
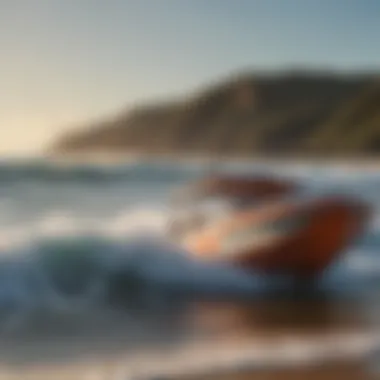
[0,158,379,378]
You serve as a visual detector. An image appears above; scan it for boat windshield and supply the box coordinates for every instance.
[166,196,237,240]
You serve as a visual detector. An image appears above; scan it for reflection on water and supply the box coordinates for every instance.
[192,298,374,340]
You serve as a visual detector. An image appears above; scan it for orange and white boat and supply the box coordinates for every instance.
[167,174,371,278]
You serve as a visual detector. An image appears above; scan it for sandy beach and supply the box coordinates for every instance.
[0,294,379,379]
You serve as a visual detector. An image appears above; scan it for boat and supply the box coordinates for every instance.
[167,174,298,242]
[167,174,371,278]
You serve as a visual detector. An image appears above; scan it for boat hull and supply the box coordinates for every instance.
[187,196,371,277]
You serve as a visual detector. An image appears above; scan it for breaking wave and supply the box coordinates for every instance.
[0,205,378,319]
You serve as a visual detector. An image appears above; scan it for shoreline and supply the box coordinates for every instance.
[42,151,380,170]
[3,149,380,170]
[1,328,378,379]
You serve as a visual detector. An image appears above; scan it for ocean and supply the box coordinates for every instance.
[0,158,379,379]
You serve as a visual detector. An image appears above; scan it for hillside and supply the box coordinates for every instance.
[51,71,380,158]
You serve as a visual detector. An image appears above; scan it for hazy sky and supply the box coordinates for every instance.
[1,0,379,155]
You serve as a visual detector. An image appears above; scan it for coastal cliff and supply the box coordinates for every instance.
[51,71,380,158]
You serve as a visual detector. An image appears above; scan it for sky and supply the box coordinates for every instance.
[0,0,379,155]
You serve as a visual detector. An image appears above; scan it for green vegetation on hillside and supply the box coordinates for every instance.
[51,71,380,158]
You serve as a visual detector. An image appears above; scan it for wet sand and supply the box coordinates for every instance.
[181,362,378,380]
[0,291,379,379]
